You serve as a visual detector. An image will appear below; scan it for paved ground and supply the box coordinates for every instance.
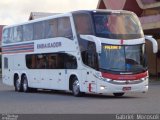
[0,79,160,114]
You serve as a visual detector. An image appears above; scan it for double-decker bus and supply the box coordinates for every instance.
[2,10,158,97]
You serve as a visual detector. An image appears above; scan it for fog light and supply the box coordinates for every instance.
[100,86,106,90]
[106,79,111,82]
[141,78,145,81]
[145,85,148,89]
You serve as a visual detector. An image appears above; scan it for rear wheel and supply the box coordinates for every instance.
[113,93,125,97]
[72,77,82,97]
[15,78,22,92]
[22,75,30,92]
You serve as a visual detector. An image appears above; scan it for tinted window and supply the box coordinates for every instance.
[81,42,98,70]
[58,17,73,39]
[26,53,77,69]
[3,29,10,43]
[45,19,58,38]
[93,13,144,39]
[33,21,45,40]
[99,44,147,73]
[9,28,14,43]
[4,57,8,69]
[23,24,33,41]
[65,54,77,69]
[37,54,47,69]
[73,13,94,35]
[26,54,36,69]
[13,26,23,42]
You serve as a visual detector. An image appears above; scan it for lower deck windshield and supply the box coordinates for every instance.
[99,44,147,74]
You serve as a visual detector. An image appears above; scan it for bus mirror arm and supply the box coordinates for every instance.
[86,35,102,53]
[80,35,102,53]
[145,35,158,53]
[94,38,102,54]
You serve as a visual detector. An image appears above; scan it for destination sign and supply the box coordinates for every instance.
[104,45,121,50]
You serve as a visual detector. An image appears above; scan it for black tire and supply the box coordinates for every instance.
[113,93,125,97]
[72,77,82,97]
[14,78,22,92]
[22,75,30,93]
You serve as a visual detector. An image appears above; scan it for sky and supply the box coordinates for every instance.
[0,0,99,25]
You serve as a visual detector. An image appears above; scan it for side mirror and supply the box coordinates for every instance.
[145,35,158,53]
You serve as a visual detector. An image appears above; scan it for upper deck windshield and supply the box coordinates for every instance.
[93,12,144,39]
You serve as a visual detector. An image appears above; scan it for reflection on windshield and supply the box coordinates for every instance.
[94,13,144,39]
[99,44,147,73]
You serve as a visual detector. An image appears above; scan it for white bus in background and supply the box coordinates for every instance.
[2,10,158,97]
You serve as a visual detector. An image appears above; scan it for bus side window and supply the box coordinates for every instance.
[45,19,58,38]
[13,26,23,42]
[36,54,47,69]
[9,28,14,43]
[3,29,10,43]
[48,55,57,69]
[33,21,45,40]
[58,17,73,39]
[26,55,36,69]
[82,42,98,70]
[4,28,14,43]
[56,54,64,69]
[23,24,33,41]
[4,57,8,69]
[73,13,93,35]
[65,54,77,69]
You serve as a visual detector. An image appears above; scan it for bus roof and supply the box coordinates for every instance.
[3,9,135,29]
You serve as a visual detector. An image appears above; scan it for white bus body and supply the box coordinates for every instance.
[2,10,158,97]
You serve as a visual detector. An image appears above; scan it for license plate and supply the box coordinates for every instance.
[122,87,131,91]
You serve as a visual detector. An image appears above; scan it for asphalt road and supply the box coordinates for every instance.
[0,80,160,114]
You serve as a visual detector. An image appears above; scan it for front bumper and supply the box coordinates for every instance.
[97,77,148,94]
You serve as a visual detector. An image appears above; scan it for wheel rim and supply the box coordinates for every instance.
[16,79,20,91]
[23,77,28,92]
[73,80,80,95]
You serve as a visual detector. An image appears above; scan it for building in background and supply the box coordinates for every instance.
[97,0,160,76]
[0,25,4,52]
[0,25,4,69]
[29,12,59,20]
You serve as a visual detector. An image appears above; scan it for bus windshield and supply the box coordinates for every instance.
[99,44,147,74]
[93,12,144,39]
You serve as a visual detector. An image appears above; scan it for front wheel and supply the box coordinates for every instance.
[113,93,125,97]
[72,77,83,97]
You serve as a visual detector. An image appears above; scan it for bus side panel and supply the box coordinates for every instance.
[2,55,14,86]
[46,69,65,90]
[13,54,26,71]
[26,69,46,89]
[79,70,88,92]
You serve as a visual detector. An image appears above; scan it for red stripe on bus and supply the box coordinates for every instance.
[101,71,148,80]
[2,45,34,50]
[2,50,34,54]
